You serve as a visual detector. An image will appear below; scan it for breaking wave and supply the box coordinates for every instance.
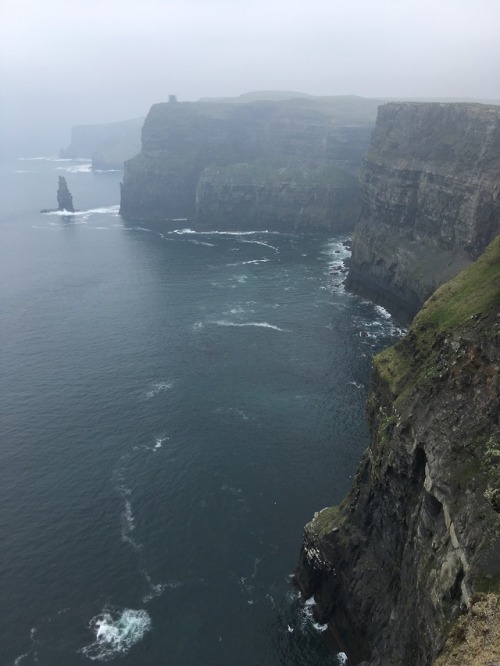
[172,228,278,236]
[213,320,287,332]
[42,205,119,217]
[80,608,151,661]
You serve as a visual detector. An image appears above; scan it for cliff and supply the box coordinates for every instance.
[346,102,500,321]
[119,96,379,229]
[195,164,361,232]
[60,117,143,170]
[295,235,500,665]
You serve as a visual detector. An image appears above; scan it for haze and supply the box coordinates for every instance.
[1,0,499,156]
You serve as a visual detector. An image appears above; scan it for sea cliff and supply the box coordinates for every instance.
[119,96,379,230]
[60,117,143,170]
[295,236,500,665]
[346,102,500,321]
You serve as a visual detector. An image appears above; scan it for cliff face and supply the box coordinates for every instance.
[195,164,361,232]
[61,117,143,170]
[295,236,500,665]
[346,102,500,321]
[119,96,377,229]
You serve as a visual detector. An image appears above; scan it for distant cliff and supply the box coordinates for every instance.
[60,117,143,170]
[119,96,380,230]
[295,236,500,665]
[346,102,500,321]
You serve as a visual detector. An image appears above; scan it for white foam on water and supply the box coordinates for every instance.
[239,239,279,252]
[187,239,216,246]
[374,304,392,319]
[215,406,249,421]
[13,652,30,664]
[304,596,316,606]
[226,258,270,266]
[145,381,174,399]
[42,205,119,217]
[18,155,89,162]
[80,608,151,661]
[348,381,364,389]
[151,434,169,452]
[213,320,287,332]
[337,652,348,665]
[57,164,92,173]
[313,621,328,632]
[172,228,277,236]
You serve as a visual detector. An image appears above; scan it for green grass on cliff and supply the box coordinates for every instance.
[375,235,500,402]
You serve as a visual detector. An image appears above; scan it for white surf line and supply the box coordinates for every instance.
[213,320,289,332]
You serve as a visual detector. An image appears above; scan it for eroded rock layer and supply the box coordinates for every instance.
[346,102,500,321]
[295,236,500,665]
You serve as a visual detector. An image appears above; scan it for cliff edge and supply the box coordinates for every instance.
[295,235,500,665]
[346,102,500,321]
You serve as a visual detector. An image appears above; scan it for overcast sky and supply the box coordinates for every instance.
[1,0,499,155]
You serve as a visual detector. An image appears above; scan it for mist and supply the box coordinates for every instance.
[1,0,499,156]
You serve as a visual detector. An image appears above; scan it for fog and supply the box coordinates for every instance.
[1,0,499,156]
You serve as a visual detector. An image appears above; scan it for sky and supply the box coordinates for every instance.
[1,0,499,155]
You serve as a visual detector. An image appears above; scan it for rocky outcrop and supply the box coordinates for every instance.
[57,176,74,212]
[60,117,143,170]
[346,102,500,321]
[294,236,500,665]
[119,96,379,229]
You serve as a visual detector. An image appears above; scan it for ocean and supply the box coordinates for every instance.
[0,157,404,665]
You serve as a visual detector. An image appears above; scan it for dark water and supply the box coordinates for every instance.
[0,157,404,665]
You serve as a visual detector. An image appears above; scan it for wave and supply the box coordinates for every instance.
[80,608,151,661]
[213,320,287,332]
[57,164,92,173]
[374,304,392,320]
[42,205,120,217]
[145,381,174,399]
[18,156,90,162]
[239,239,279,252]
[172,228,278,236]
[337,652,348,665]
[226,259,270,266]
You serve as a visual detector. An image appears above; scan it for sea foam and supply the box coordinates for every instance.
[214,320,287,332]
[80,608,151,661]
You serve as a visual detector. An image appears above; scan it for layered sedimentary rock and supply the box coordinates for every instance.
[195,164,361,232]
[346,102,500,321]
[295,236,500,665]
[119,96,379,229]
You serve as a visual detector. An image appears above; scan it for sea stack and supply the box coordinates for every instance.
[57,176,74,212]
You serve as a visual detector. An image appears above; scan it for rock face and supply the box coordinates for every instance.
[57,176,74,212]
[294,236,500,665]
[195,164,361,232]
[119,96,379,230]
[346,102,500,321]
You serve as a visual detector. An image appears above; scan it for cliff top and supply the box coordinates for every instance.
[146,95,382,126]
[376,234,500,404]
[367,101,500,172]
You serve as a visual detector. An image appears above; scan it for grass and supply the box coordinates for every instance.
[375,235,500,404]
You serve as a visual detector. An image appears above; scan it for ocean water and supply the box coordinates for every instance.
[0,157,404,665]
